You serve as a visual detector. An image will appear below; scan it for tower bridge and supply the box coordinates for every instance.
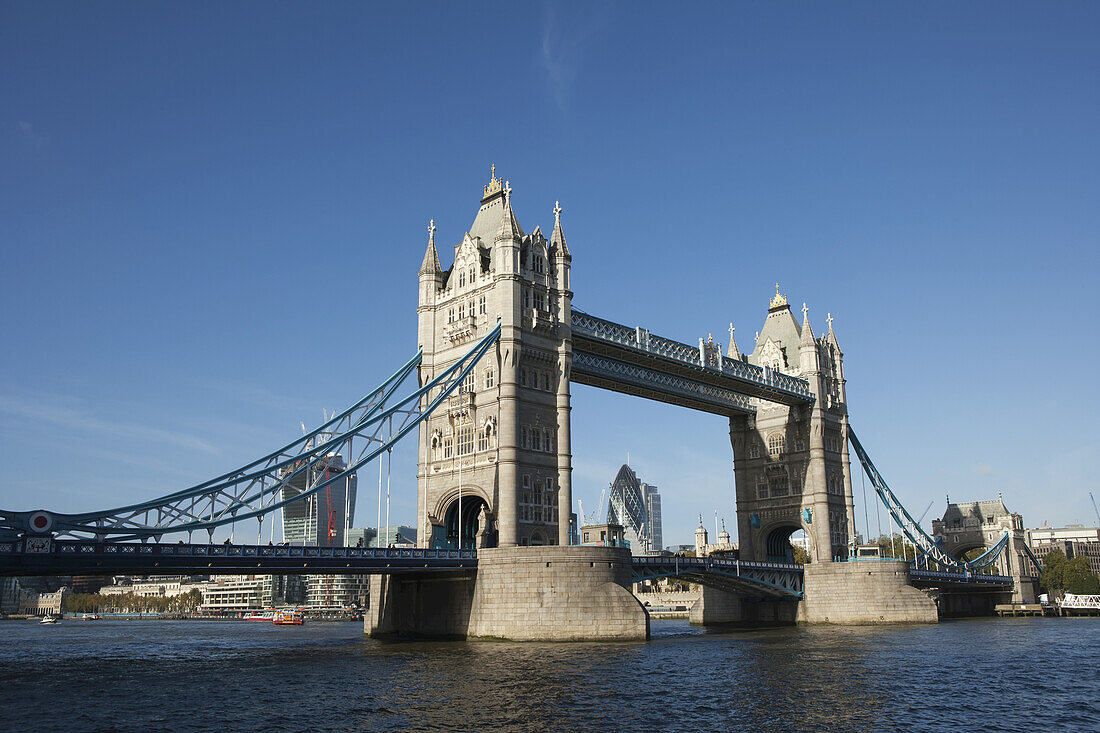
[0,169,1021,639]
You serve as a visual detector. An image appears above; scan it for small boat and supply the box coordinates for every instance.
[272,607,303,626]
[244,610,275,622]
[40,615,59,624]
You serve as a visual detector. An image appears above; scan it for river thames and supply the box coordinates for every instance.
[1,617,1096,732]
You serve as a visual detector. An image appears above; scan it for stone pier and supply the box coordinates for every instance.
[797,560,938,624]
[365,546,649,641]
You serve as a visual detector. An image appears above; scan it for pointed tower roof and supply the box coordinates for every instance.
[800,302,815,346]
[467,166,524,245]
[727,323,741,359]
[549,200,571,259]
[749,283,801,368]
[495,180,523,242]
[826,312,841,349]
[419,219,442,276]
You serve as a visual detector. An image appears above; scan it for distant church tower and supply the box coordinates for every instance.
[416,169,573,548]
[729,286,854,562]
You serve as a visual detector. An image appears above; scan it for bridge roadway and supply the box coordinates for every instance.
[1,539,1010,599]
[570,311,814,416]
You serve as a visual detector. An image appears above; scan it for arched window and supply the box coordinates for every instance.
[767,433,786,457]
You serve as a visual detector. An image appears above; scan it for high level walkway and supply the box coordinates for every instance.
[570,311,814,416]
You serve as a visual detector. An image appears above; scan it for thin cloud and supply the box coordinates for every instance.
[971,462,994,476]
[0,394,218,454]
[539,6,606,113]
[17,121,47,147]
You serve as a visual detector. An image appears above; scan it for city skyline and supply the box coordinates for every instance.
[2,3,1098,547]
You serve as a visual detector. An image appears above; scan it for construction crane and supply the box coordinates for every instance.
[1090,492,1100,526]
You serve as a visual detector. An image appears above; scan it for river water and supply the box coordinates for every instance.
[1,617,1096,732]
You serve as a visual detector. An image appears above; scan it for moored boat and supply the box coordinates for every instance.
[272,607,303,626]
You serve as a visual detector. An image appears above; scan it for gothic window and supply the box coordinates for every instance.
[458,301,466,319]
[541,373,550,391]
[468,267,475,284]
[770,473,789,497]
[431,432,441,461]
[484,421,495,448]
[795,436,806,452]
[477,429,488,452]
[461,373,475,394]
[756,476,769,500]
[545,430,554,453]
[459,271,465,288]
[791,475,802,494]
[534,292,544,311]
[457,426,473,456]
[485,369,495,389]
[443,436,453,459]
[522,474,531,489]
[478,295,486,315]
[520,368,527,386]
[532,429,542,452]
[767,433,785,457]
[448,308,454,323]
[521,427,530,449]
[749,441,760,459]
[523,288,530,308]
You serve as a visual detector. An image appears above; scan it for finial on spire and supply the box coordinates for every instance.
[827,312,834,331]
[554,200,562,224]
[483,164,503,197]
[770,283,788,309]
[428,218,436,241]
[802,302,809,322]
[504,180,512,201]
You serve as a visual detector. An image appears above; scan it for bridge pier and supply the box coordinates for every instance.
[366,546,648,641]
[797,560,938,624]
[688,586,797,626]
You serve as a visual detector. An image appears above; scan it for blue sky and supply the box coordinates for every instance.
[2,2,1098,546]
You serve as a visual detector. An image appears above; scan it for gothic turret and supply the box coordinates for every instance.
[418,219,443,306]
[799,302,820,374]
[694,516,708,557]
[549,200,571,292]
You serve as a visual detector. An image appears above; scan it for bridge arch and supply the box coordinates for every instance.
[433,485,492,551]
[762,522,808,563]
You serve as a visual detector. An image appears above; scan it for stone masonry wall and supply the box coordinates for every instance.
[797,560,938,624]
[467,546,648,641]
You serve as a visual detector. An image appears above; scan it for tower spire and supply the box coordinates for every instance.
[800,302,815,344]
[495,179,522,242]
[550,199,571,259]
[727,323,740,359]
[419,218,442,276]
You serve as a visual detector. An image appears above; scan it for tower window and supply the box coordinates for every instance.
[459,271,465,288]
[749,441,760,459]
[479,295,486,315]
[767,433,786,457]
[485,369,495,389]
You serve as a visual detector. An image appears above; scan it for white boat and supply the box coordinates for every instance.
[40,615,59,624]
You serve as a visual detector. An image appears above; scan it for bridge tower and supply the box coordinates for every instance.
[730,288,855,563]
[416,170,573,549]
[932,498,1038,603]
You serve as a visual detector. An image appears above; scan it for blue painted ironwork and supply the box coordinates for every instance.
[849,428,1009,572]
[1022,543,1045,574]
[570,311,814,406]
[631,556,803,599]
[908,568,1014,590]
[571,351,754,416]
[0,539,476,576]
[0,322,502,542]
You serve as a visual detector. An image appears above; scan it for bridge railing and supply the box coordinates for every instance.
[632,555,803,573]
[0,539,477,561]
[571,312,814,401]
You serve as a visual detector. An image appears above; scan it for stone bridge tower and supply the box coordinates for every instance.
[416,170,573,549]
[932,498,1038,603]
[729,287,855,563]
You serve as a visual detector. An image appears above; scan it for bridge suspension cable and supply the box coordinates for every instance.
[0,322,502,542]
[848,428,1008,571]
